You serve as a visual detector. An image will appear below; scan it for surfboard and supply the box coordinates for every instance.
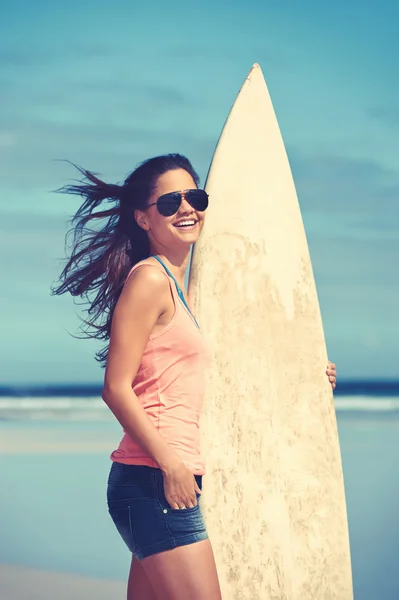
[188,64,353,599]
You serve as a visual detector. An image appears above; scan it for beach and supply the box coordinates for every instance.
[0,565,125,600]
[1,404,399,599]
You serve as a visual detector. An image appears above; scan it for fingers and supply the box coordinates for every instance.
[188,487,199,507]
[326,361,336,373]
[326,361,337,378]
[171,499,195,509]
[179,492,197,509]
[163,467,201,510]
[325,360,337,391]
[170,499,188,509]
[169,497,188,509]
[177,478,201,509]
[167,490,198,510]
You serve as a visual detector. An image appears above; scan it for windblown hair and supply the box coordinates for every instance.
[52,153,200,366]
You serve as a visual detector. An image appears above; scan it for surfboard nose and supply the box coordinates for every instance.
[247,63,264,82]
[249,62,261,74]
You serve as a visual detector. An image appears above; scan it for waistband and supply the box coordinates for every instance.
[108,462,203,489]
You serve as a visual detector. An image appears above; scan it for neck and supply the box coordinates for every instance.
[150,248,191,288]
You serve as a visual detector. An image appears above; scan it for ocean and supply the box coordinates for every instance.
[1,381,398,599]
[1,380,399,421]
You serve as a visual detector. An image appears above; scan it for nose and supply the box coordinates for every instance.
[178,194,194,214]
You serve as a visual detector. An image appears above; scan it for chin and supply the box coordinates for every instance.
[180,235,199,246]
[173,230,202,244]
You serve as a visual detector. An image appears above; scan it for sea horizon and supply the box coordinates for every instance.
[1,379,399,397]
[1,379,399,422]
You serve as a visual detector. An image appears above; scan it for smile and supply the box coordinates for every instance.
[173,220,198,229]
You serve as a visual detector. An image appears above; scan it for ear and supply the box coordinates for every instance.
[134,209,150,231]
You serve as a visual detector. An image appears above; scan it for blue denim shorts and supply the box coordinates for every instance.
[107,462,208,561]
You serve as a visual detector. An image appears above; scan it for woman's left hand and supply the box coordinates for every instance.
[326,361,337,390]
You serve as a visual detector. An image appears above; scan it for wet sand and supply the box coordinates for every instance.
[0,564,125,600]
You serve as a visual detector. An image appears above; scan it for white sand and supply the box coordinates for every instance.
[0,427,120,454]
[0,565,126,600]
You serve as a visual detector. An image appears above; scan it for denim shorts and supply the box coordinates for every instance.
[107,462,208,561]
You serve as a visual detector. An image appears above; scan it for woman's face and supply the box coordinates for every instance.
[136,168,206,252]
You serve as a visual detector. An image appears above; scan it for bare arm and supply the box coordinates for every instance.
[102,265,200,508]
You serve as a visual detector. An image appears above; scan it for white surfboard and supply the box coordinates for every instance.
[188,64,353,599]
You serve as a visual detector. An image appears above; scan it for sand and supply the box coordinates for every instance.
[0,425,120,454]
[0,565,125,600]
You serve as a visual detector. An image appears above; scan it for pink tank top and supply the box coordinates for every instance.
[110,259,209,475]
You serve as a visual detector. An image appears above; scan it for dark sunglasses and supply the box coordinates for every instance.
[147,188,209,217]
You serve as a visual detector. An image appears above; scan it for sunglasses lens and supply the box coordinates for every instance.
[157,193,181,216]
[186,190,209,211]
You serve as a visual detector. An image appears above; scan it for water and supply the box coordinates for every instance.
[1,382,399,599]
[1,381,399,421]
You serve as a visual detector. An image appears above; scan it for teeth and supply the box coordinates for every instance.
[175,221,196,227]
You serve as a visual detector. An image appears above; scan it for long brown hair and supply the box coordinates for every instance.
[52,154,200,366]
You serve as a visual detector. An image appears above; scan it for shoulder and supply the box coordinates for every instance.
[113,262,171,322]
[122,262,169,302]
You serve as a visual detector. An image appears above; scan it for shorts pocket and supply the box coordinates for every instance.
[158,495,206,540]
[108,504,135,553]
[159,493,201,514]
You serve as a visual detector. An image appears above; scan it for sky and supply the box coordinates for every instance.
[0,0,398,383]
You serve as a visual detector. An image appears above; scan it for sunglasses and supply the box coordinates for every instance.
[147,189,209,217]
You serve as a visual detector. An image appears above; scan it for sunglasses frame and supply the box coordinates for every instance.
[147,188,209,217]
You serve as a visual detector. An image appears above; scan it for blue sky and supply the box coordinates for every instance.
[1,0,398,383]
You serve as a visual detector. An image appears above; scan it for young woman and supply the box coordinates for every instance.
[53,154,337,600]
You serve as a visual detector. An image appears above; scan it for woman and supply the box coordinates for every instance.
[53,153,337,600]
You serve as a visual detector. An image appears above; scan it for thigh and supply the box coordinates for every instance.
[128,555,158,600]
[141,538,222,600]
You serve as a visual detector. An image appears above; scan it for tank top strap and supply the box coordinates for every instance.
[149,255,200,329]
[124,258,199,329]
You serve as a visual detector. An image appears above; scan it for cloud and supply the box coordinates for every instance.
[0,62,215,199]
[0,32,216,199]
[288,149,399,240]
[77,81,191,106]
[0,43,112,69]
[283,151,399,377]
[0,119,215,198]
